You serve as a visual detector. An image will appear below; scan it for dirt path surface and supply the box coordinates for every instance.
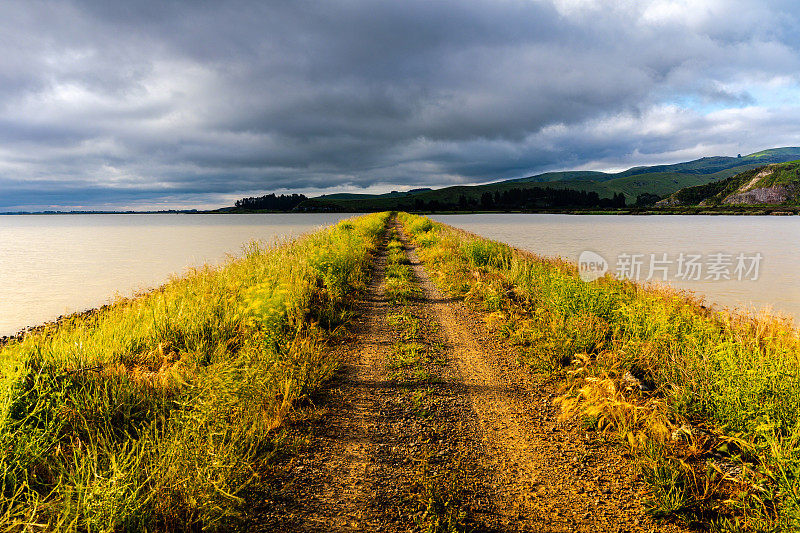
[398,221,684,533]
[248,216,685,532]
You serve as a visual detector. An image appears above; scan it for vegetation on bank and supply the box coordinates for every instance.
[628,206,799,216]
[399,212,800,531]
[0,213,388,531]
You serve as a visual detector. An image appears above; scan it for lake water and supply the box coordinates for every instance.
[2,213,797,337]
[0,213,356,337]
[433,214,800,323]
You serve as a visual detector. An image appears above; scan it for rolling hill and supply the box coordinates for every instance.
[233,147,800,212]
[659,160,800,207]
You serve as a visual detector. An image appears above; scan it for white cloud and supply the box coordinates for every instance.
[641,0,723,27]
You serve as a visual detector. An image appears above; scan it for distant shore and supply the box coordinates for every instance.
[4,206,797,216]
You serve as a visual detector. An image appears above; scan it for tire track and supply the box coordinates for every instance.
[397,221,685,533]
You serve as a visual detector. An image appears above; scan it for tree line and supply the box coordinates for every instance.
[234,193,308,211]
[411,187,627,211]
[235,188,662,213]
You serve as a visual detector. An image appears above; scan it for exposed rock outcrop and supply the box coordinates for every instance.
[655,196,682,207]
[722,183,797,205]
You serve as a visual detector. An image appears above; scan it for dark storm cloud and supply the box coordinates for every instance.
[1,0,800,210]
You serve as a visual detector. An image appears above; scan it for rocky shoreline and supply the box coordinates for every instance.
[0,300,131,349]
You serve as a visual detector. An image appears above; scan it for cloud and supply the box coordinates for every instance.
[0,0,800,209]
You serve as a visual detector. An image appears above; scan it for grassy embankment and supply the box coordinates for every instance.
[399,212,800,532]
[0,212,388,531]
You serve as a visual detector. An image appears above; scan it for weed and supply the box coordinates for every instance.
[384,228,418,305]
[384,221,472,531]
[410,451,470,533]
[0,212,390,530]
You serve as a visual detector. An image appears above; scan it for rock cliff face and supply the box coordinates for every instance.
[722,184,797,205]
[655,196,682,207]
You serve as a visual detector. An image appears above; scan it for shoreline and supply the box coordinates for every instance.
[0,296,140,349]
[2,207,799,216]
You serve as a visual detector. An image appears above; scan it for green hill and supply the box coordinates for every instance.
[507,170,609,183]
[660,160,800,207]
[317,188,432,200]
[282,147,800,212]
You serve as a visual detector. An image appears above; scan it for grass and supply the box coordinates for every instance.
[384,227,419,306]
[409,451,470,533]
[384,225,441,384]
[398,211,800,531]
[386,308,446,385]
[381,219,469,531]
[0,212,389,531]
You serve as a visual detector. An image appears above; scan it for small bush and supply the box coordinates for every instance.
[408,218,433,234]
[414,230,437,248]
[460,240,512,269]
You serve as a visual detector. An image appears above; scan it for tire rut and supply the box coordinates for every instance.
[248,227,394,531]
[396,221,686,533]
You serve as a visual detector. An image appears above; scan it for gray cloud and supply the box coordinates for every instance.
[1,0,800,210]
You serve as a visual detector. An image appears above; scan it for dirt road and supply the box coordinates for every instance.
[248,216,681,532]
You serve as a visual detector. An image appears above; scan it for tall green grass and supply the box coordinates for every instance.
[399,211,800,531]
[0,212,388,531]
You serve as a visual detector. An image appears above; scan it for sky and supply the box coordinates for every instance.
[2,0,800,211]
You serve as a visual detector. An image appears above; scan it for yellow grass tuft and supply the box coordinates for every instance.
[556,377,672,449]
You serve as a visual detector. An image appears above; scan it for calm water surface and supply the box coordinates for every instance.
[3,213,797,337]
[433,214,800,323]
[0,214,356,337]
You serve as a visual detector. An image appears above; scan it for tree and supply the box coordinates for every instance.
[635,193,661,207]
[234,193,307,211]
